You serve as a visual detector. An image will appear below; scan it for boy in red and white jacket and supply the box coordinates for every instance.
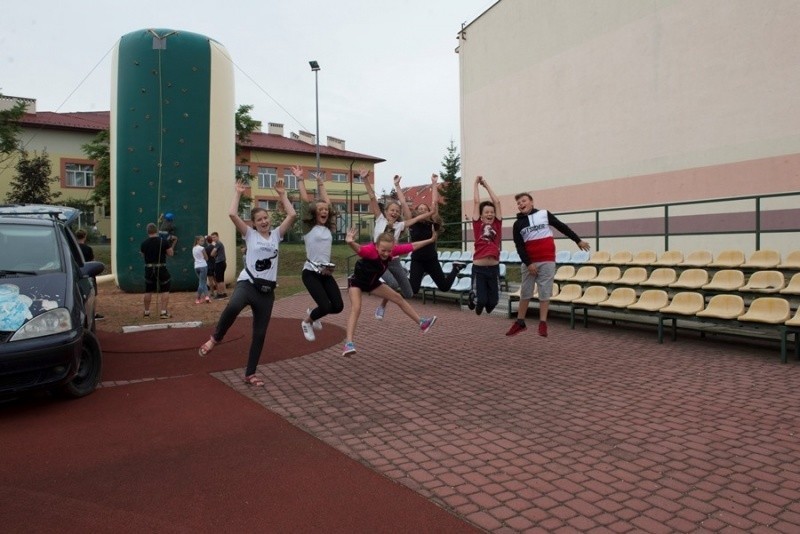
[508,193,590,337]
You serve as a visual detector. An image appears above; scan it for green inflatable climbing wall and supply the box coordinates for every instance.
[111,28,234,292]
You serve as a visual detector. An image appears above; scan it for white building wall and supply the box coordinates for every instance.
[458,0,800,222]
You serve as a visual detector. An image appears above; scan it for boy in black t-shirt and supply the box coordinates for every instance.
[140,222,176,319]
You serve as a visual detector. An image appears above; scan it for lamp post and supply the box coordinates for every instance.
[309,60,321,178]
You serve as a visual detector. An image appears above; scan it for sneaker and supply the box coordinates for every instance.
[195,299,202,304]
[159,311,171,320]
[538,321,548,337]
[467,291,476,310]
[420,316,437,333]
[476,305,484,316]
[342,341,357,356]
[506,320,527,336]
[301,320,316,342]
[143,311,150,318]
[452,262,467,273]
[94,313,105,320]
[307,308,322,331]
[214,293,228,300]
[375,306,385,320]
[205,296,211,303]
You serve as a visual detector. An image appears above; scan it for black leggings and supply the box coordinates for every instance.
[409,257,459,294]
[212,281,275,376]
[302,269,344,321]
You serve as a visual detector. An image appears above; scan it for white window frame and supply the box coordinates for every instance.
[282,169,298,191]
[332,172,348,183]
[258,167,277,189]
[66,163,95,187]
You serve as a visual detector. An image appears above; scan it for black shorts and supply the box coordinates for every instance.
[348,276,382,293]
[145,266,171,292]
[214,261,227,283]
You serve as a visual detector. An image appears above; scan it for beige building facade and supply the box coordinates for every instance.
[458,0,800,254]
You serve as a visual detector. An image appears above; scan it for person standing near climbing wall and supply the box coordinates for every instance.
[141,222,176,319]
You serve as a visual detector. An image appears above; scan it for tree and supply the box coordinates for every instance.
[82,129,110,209]
[0,96,26,163]
[5,149,62,204]
[438,140,462,245]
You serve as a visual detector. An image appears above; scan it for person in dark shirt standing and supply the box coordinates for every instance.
[210,232,228,299]
[76,229,104,320]
[140,222,176,319]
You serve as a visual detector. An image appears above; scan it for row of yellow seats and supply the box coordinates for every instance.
[584,249,800,269]
[550,285,800,327]
[554,266,800,295]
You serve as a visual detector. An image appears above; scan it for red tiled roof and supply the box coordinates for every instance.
[18,110,384,162]
[402,183,441,208]
[19,111,110,132]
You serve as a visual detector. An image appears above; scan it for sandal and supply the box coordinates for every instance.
[198,337,217,357]
[243,374,265,387]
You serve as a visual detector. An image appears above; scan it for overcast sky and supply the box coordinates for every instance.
[2,0,497,194]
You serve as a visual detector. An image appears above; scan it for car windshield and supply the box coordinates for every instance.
[0,225,63,273]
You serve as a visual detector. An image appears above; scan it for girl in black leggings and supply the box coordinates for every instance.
[396,174,465,294]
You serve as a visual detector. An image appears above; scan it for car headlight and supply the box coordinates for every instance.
[10,308,73,341]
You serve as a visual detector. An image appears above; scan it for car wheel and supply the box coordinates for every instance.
[62,332,102,398]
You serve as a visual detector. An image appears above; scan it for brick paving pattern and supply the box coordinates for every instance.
[214,291,800,533]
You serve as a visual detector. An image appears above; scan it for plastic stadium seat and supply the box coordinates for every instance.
[571,285,608,306]
[629,250,657,265]
[420,275,437,290]
[669,268,709,289]
[652,250,684,266]
[590,266,622,284]
[639,268,677,287]
[778,250,800,270]
[587,251,611,264]
[556,250,572,264]
[702,270,745,291]
[460,263,473,277]
[696,294,746,320]
[441,262,454,275]
[570,250,590,264]
[507,251,521,263]
[609,251,634,265]
[708,249,746,268]
[626,290,670,312]
[682,250,714,267]
[439,251,452,261]
[659,292,705,316]
[459,250,474,263]
[739,271,785,293]
[554,265,576,282]
[786,307,800,327]
[737,297,791,324]
[569,266,598,282]
[598,287,637,309]
[550,284,583,303]
[779,273,800,295]
[741,249,781,269]
[615,267,648,286]
[499,250,510,262]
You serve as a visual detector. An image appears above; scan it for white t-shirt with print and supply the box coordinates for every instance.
[237,227,281,283]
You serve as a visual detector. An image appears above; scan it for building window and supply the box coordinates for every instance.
[332,172,347,183]
[258,199,277,210]
[240,201,252,220]
[66,163,95,187]
[282,169,298,191]
[334,202,346,213]
[236,164,251,180]
[258,167,277,189]
[353,173,365,184]
[355,203,370,212]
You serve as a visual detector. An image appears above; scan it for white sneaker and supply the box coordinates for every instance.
[375,306,385,320]
[307,308,322,331]
[301,320,316,342]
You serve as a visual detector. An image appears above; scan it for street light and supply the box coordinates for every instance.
[309,60,321,178]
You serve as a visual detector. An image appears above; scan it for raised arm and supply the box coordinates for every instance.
[229,180,252,237]
[395,175,413,220]
[360,168,382,218]
[472,175,483,220]
[344,226,360,254]
[314,170,331,205]
[430,174,440,216]
[293,165,311,203]
[481,177,502,220]
[275,178,297,238]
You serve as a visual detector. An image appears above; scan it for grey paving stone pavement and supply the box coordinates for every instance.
[214,290,800,533]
